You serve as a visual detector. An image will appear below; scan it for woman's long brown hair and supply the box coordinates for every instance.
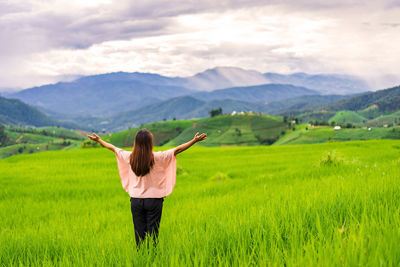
[129,129,154,176]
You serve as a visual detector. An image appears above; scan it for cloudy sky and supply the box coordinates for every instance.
[1,0,399,91]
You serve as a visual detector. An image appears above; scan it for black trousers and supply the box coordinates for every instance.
[130,197,164,246]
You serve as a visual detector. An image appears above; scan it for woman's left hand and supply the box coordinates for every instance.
[87,133,101,142]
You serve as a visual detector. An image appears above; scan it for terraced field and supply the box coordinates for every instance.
[328,111,367,124]
[275,125,400,145]
[0,126,85,158]
[106,114,288,147]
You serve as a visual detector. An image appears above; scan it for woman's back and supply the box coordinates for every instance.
[115,148,177,198]
[87,130,206,246]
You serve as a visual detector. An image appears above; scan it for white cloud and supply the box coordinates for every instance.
[0,1,399,90]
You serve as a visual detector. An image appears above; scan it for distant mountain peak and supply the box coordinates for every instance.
[200,66,254,73]
[185,66,270,91]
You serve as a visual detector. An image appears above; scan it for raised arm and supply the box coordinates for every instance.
[174,132,207,156]
[87,133,116,152]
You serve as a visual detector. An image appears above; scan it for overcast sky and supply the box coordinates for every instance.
[1,0,399,91]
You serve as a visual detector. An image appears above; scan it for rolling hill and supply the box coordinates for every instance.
[365,111,400,127]
[326,85,400,112]
[295,85,400,126]
[328,111,367,124]
[105,114,287,147]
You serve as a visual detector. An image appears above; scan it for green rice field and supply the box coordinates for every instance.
[1,140,400,266]
[275,126,400,145]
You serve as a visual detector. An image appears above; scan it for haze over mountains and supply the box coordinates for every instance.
[180,67,370,94]
[8,75,192,116]
[263,72,370,95]
[184,67,270,91]
[0,96,80,129]
[1,66,382,131]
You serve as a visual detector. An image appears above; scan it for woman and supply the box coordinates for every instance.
[87,129,207,246]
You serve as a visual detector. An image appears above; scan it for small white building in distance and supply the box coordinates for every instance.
[334,126,341,130]
[231,111,237,116]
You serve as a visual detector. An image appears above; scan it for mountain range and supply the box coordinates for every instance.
[0,66,380,131]
[7,75,192,116]
[6,66,369,110]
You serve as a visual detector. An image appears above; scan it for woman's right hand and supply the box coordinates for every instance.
[193,132,207,143]
[87,133,101,142]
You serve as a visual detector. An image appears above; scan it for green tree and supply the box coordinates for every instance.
[209,107,223,117]
[0,124,8,147]
[235,128,242,136]
[283,116,288,123]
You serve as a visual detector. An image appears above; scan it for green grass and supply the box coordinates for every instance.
[1,140,400,266]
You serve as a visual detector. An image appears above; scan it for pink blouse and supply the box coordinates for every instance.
[114,147,177,198]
